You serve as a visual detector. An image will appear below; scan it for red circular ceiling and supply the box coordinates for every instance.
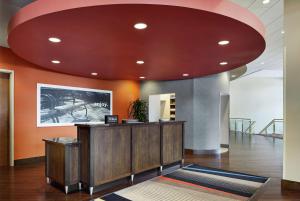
[8,0,265,80]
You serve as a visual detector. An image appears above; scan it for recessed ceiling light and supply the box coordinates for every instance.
[182,73,189,77]
[136,60,145,65]
[48,37,61,43]
[134,23,147,30]
[51,60,60,64]
[281,30,285,34]
[262,0,270,4]
[219,61,228,66]
[139,76,146,79]
[231,75,237,78]
[91,72,98,76]
[218,40,230,46]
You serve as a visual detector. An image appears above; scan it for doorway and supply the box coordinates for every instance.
[0,70,14,166]
[148,93,176,122]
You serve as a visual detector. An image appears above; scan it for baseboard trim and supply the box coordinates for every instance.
[220,144,229,148]
[14,156,45,166]
[281,179,300,192]
[185,149,219,155]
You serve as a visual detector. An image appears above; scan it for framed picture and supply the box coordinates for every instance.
[37,83,112,127]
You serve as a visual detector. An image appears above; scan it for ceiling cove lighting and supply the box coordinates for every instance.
[91,72,98,76]
[134,23,147,30]
[51,60,60,64]
[136,60,145,65]
[48,37,61,43]
[219,61,228,66]
[262,0,270,4]
[218,40,230,46]
[182,73,189,77]
[139,76,146,79]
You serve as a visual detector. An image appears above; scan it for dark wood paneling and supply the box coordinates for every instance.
[77,122,184,192]
[77,127,90,184]
[46,143,65,185]
[45,142,79,186]
[161,123,183,165]
[132,124,160,174]
[66,146,79,185]
[0,73,10,166]
[92,126,131,186]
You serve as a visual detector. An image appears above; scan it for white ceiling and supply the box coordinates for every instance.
[0,0,34,47]
[230,0,284,77]
[0,0,283,77]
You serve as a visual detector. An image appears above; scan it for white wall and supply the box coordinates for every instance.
[230,77,283,133]
[284,0,300,183]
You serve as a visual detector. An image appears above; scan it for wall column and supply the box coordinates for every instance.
[140,72,229,153]
[283,0,300,188]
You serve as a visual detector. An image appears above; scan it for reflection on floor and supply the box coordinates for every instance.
[0,134,299,200]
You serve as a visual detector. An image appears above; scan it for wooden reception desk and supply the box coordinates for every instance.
[77,121,185,195]
[44,121,184,195]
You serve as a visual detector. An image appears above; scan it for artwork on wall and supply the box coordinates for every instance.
[37,83,112,127]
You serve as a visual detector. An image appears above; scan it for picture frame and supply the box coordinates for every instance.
[37,83,112,127]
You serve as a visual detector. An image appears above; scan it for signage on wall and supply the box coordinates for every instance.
[37,83,112,127]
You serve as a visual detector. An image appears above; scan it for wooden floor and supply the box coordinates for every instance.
[0,134,299,201]
[186,134,300,200]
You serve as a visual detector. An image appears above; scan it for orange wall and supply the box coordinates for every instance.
[0,47,140,160]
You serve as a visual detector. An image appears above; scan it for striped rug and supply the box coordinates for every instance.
[97,164,269,201]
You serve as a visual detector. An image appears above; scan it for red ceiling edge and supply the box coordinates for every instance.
[9,0,265,38]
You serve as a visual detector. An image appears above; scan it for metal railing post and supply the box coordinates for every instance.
[235,120,237,134]
[242,120,244,134]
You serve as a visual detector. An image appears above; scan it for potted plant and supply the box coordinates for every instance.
[128,99,148,122]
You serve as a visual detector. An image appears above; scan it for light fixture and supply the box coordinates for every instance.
[281,30,285,34]
[134,23,147,30]
[91,72,98,76]
[136,60,145,65]
[231,75,237,78]
[218,40,230,46]
[182,73,189,77]
[51,60,60,64]
[219,61,228,66]
[262,0,270,4]
[139,76,146,79]
[48,37,61,43]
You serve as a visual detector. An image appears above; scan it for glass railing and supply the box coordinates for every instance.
[259,119,284,138]
[230,118,256,134]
